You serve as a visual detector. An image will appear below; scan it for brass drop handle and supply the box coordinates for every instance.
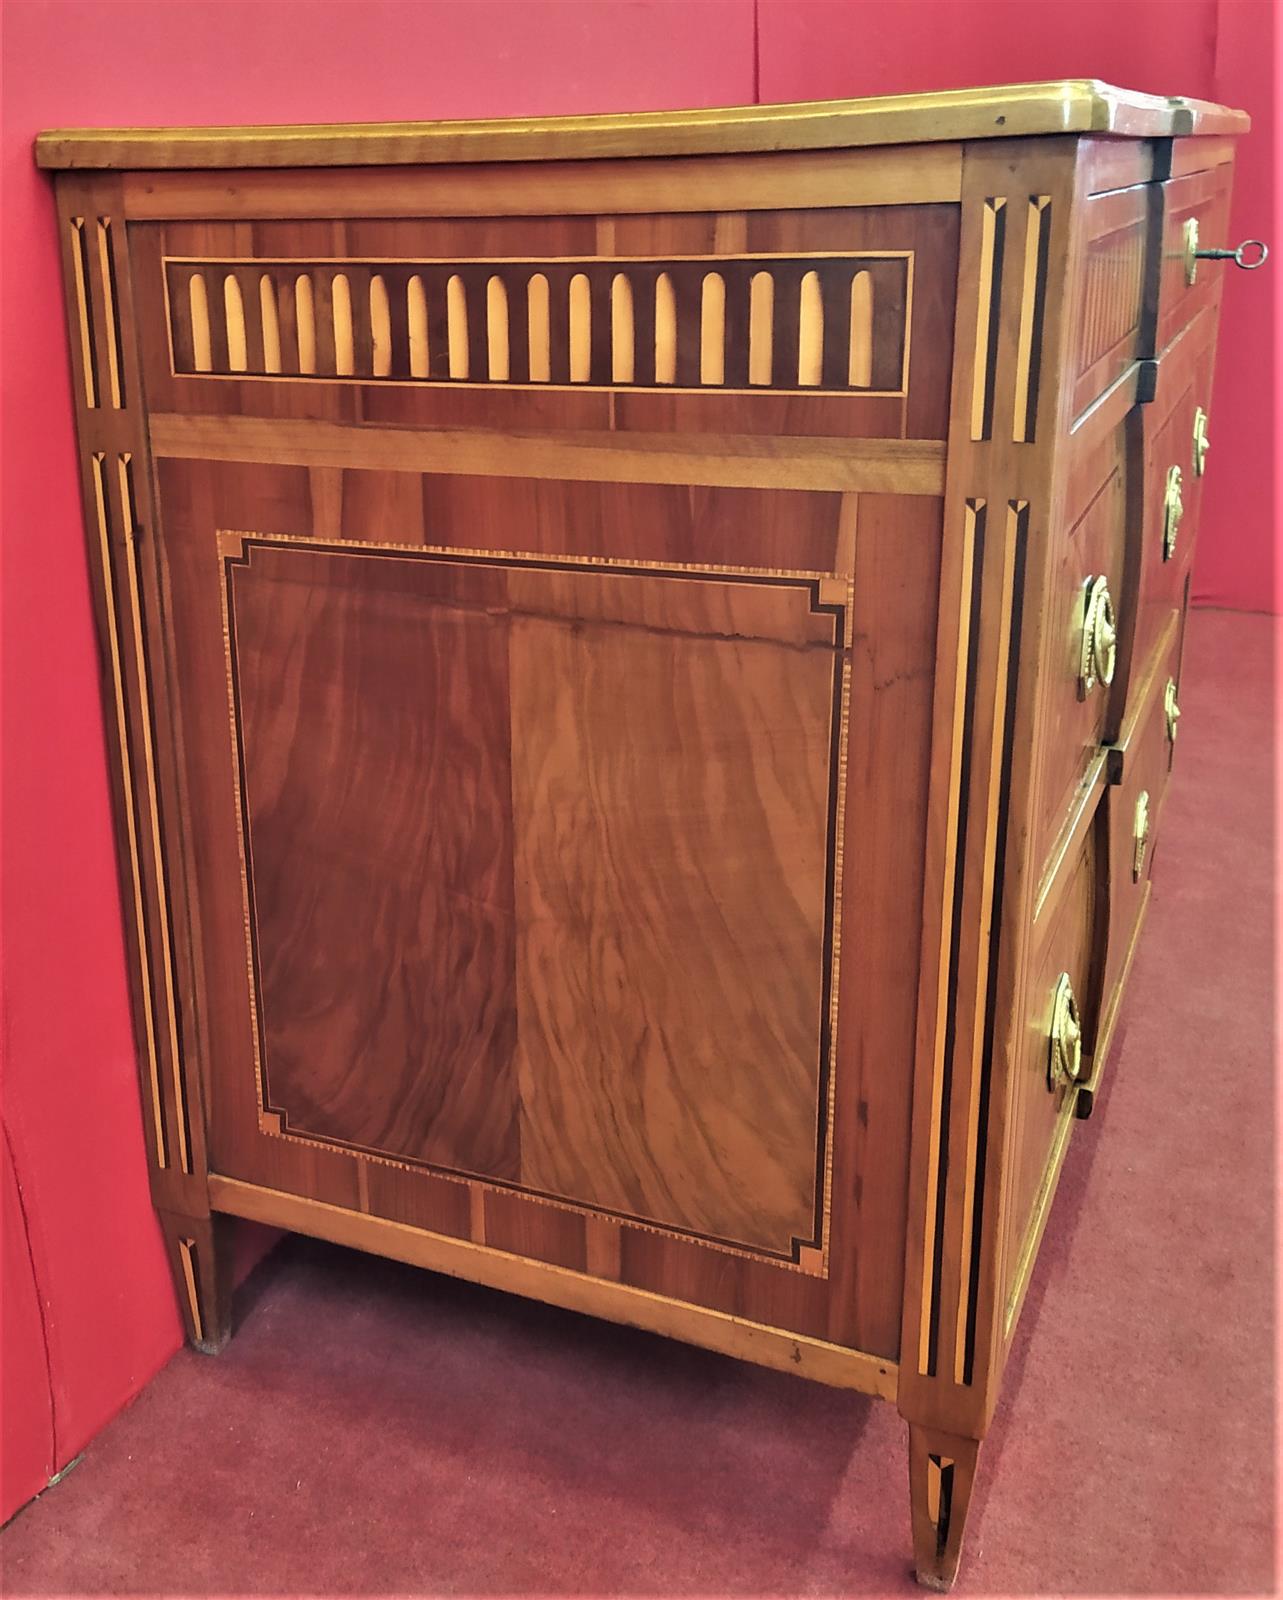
[1164,677,1181,744]
[1192,407,1210,476]
[1163,465,1184,561]
[1079,576,1117,697]
[1048,973,1084,1091]
[1132,789,1151,880]
[1183,218,1269,286]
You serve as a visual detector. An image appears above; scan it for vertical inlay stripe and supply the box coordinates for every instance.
[918,498,983,1376]
[91,453,168,1169]
[70,218,99,408]
[951,499,1023,1382]
[116,453,192,1173]
[1012,199,1051,442]
[969,200,1006,441]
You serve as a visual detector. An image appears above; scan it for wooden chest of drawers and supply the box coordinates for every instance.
[38,81,1257,1586]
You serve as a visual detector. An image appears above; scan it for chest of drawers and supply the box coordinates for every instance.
[38,81,1255,1586]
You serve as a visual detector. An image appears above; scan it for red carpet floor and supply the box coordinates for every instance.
[2,608,1274,1596]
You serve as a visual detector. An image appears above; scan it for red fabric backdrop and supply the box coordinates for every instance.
[1,0,1274,1524]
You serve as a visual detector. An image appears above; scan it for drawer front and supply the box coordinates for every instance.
[1155,160,1233,356]
[1091,620,1185,1094]
[133,203,962,441]
[1069,181,1153,419]
[1129,307,1218,704]
[1002,814,1105,1328]
[1033,413,1129,876]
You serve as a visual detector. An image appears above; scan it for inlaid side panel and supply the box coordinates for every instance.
[153,455,939,1356]
[222,534,846,1263]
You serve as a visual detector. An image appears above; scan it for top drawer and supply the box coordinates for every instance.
[1154,159,1234,356]
[132,202,962,441]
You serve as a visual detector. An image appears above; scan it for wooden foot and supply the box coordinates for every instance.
[158,1210,233,1354]
[908,1423,980,1591]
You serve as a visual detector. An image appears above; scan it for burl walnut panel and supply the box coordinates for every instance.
[225,535,842,1257]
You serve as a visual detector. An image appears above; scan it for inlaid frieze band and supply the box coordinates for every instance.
[167,253,911,394]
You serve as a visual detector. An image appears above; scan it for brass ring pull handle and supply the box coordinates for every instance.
[1164,677,1181,743]
[1192,407,1210,476]
[1184,220,1270,285]
[1162,465,1184,561]
[1132,789,1151,880]
[1048,973,1084,1091]
[1079,576,1117,697]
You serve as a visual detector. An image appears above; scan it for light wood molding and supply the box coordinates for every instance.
[208,1174,899,1399]
[36,81,1247,171]
[119,145,963,220]
[148,413,947,494]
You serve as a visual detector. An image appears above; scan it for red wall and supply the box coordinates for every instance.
[1,0,1274,1523]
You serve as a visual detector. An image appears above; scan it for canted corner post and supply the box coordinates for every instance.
[896,135,1087,1594]
[54,173,229,1353]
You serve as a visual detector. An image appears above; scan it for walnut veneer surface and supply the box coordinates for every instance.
[38,82,1253,1587]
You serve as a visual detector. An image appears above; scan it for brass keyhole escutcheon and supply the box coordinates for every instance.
[1192,406,1210,476]
[1183,217,1200,285]
[1163,465,1184,562]
[1132,789,1151,881]
[1079,576,1117,697]
[1164,677,1181,744]
[1048,973,1084,1091]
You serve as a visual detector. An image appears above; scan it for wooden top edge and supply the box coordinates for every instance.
[35,81,1249,170]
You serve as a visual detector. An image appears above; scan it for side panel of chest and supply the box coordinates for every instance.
[129,189,957,1363]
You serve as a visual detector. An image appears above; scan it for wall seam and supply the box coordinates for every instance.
[1,1114,59,1484]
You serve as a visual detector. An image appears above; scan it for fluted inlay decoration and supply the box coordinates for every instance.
[166,253,912,394]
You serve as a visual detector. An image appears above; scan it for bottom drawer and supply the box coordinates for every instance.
[1084,622,1185,1111]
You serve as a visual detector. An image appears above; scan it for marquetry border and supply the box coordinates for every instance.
[217,529,853,1275]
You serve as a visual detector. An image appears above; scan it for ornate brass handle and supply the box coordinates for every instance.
[1192,406,1210,476]
[1164,677,1181,743]
[1048,973,1084,1090]
[1163,465,1184,561]
[1132,789,1151,880]
[1079,576,1117,697]
[1184,218,1270,286]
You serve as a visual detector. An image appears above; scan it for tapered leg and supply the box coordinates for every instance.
[908,1423,980,1591]
[157,1210,233,1355]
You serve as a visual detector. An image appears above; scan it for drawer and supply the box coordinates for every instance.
[134,203,963,441]
[1032,403,1130,876]
[1068,181,1153,418]
[1126,306,1218,710]
[1154,160,1234,355]
[1082,620,1185,1114]
[1002,808,1106,1324]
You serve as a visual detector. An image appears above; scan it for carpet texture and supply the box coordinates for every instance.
[2,608,1274,1596]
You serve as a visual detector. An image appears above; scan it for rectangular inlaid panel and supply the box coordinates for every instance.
[222,534,848,1264]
